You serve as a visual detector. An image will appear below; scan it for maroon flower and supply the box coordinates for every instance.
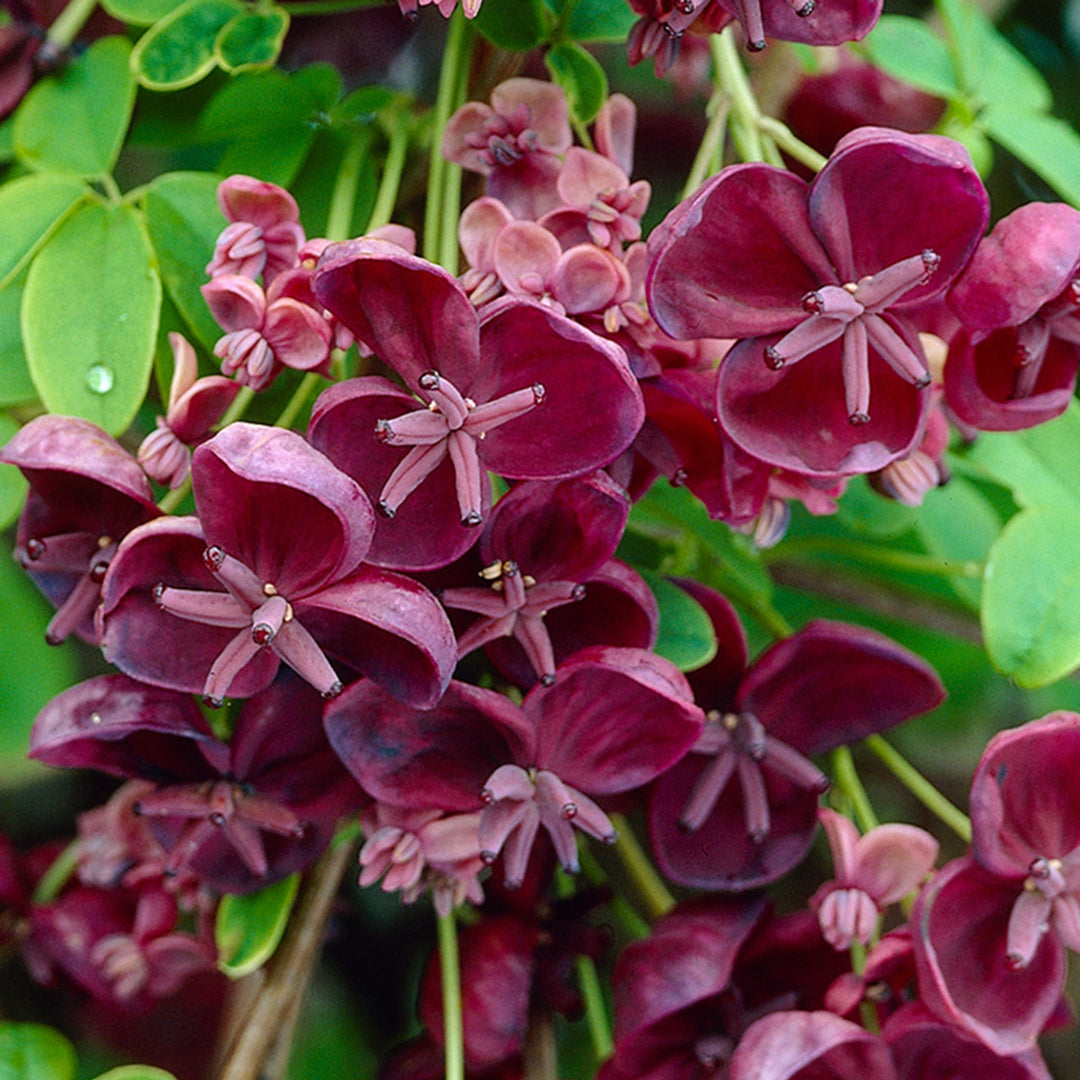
[647,128,988,476]
[1,415,161,645]
[325,647,703,887]
[309,239,644,569]
[99,422,456,706]
[648,582,945,891]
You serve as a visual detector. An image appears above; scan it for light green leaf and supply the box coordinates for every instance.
[143,171,224,350]
[93,1067,178,1080]
[472,0,549,51]
[214,7,290,73]
[561,0,637,43]
[0,173,88,290]
[983,506,1080,687]
[14,37,135,177]
[23,201,161,435]
[863,16,960,100]
[958,400,1080,511]
[544,41,607,125]
[0,414,27,531]
[102,0,183,24]
[981,106,1080,209]
[0,1022,77,1080]
[835,474,918,539]
[914,476,999,609]
[0,271,36,406]
[216,873,299,979]
[131,0,242,90]
[638,569,717,671]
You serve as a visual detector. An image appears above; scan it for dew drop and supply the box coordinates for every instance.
[85,365,114,394]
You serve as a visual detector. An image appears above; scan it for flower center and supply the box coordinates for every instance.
[763,250,939,424]
[373,370,545,526]
[153,545,341,704]
[440,559,585,685]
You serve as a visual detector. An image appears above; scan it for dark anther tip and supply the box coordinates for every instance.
[746,38,767,51]
[209,812,226,827]
[25,538,45,560]
[322,680,343,701]
[203,545,226,571]
[377,501,396,520]
[796,0,814,14]
[764,348,785,370]
[462,510,483,527]
[531,383,546,404]
[132,802,144,816]
[541,673,557,687]
[419,370,440,390]
[848,411,871,425]
[45,631,62,646]
[202,695,225,709]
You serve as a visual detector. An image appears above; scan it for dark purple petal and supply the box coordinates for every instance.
[313,239,482,389]
[475,300,644,479]
[647,164,835,340]
[969,711,1080,880]
[526,647,703,794]
[193,423,373,596]
[29,674,226,781]
[911,856,1065,1056]
[728,1010,897,1080]
[324,679,534,812]
[738,619,945,754]
[294,566,457,708]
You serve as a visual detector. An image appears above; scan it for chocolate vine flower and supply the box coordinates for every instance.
[325,647,704,887]
[442,78,572,220]
[30,672,361,893]
[1,415,161,646]
[440,472,657,687]
[946,202,1080,430]
[309,239,644,570]
[99,422,456,707]
[647,128,988,475]
[648,582,945,891]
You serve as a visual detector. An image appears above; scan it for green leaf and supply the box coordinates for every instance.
[143,171,224,350]
[0,173,88,290]
[835,474,918,538]
[981,106,1080,209]
[0,272,37,407]
[131,0,242,90]
[0,1022,77,1080]
[958,400,1080,511]
[561,0,636,43]
[544,41,607,125]
[102,0,183,25]
[914,476,1000,609]
[23,201,161,435]
[638,569,717,671]
[331,84,398,129]
[216,873,300,978]
[214,7,290,74]
[14,37,135,176]
[472,0,549,51]
[0,414,27,531]
[982,506,1080,687]
[93,1068,178,1080]
[862,16,960,100]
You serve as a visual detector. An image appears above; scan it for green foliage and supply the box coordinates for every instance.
[0,173,88,290]
[131,0,244,89]
[23,201,161,434]
[545,41,607,125]
[0,1022,77,1080]
[0,415,26,531]
[638,568,717,671]
[102,0,183,25]
[471,0,550,51]
[13,37,136,177]
[216,873,300,978]
[92,1067,178,1080]
[0,273,34,406]
[215,8,291,74]
[863,17,959,100]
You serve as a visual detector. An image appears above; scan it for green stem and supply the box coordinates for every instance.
[158,476,192,514]
[45,0,98,49]
[766,537,983,579]
[328,133,372,242]
[865,735,971,843]
[424,11,470,267]
[681,94,730,199]
[757,116,827,173]
[609,813,675,920]
[579,848,651,938]
[274,372,324,430]
[368,115,410,231]
[31,839,81,905]
[438,20,472,273]
[576,955,613,1061]
[710,29,763,163]
[438,910,465,1080]
[831,746,878,833]
[571,117,595,152]
[99,173,123,203]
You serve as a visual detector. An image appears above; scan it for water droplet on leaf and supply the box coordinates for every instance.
[86,365,114,394]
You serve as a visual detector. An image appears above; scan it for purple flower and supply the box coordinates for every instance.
[308,239,644,569]
[647,128,989,475]
[99,422,456,706]
[325,647,704,887]
[1,415,161,645]
[648,582,945,891]
[30,672,361,893]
